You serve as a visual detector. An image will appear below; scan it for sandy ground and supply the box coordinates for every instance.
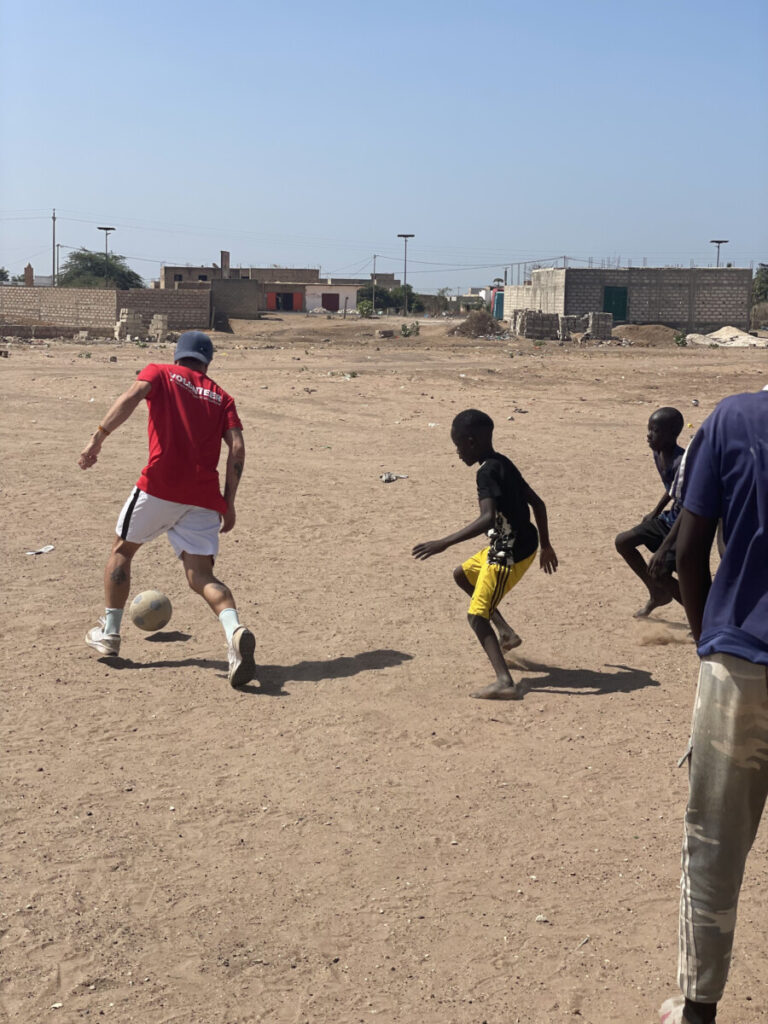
[2,317,767,1024]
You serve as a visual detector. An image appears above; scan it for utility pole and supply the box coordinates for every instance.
[397,233,414,315]
[709,239,728,267]
[98,226,115,288]
[52,208,56,286]
[56,243,61,281]
[372,254,377,316]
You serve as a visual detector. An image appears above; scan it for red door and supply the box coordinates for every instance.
[321,292,340,312]
[293,291,303,312]
[266,292,277,311]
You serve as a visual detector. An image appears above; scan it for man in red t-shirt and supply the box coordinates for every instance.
[78,331,255,688]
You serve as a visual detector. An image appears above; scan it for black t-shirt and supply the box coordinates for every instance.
[476,452,539,563]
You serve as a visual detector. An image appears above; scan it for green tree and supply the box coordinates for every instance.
[753,263,768,305]
[58,248,144,289]
[356,284,396,309]
[0,267,9,283]
[390,284,424,314]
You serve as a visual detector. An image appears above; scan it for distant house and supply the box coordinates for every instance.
[159,250,399,319]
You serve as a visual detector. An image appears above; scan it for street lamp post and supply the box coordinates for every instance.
[98,226,115,288]
[397,233,414,315]
[709,239,729,268]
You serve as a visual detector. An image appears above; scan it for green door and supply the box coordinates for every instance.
[603,285,628,320]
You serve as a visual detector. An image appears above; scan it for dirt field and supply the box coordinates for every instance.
[2,317,766,1024]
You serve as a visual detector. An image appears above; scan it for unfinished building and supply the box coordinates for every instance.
[502,267,752,334]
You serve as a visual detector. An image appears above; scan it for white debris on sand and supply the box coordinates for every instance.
[687,325,767,348]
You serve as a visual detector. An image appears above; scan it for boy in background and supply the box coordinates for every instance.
[412,409,558,700]
[615,407,685,618]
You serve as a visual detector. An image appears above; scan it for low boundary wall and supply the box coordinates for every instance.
[0,286,210,332]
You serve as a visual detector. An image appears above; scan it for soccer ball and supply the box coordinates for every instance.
[129,590,172,632]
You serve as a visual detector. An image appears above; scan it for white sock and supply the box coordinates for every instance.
[105,608,123,635]
[219,607,240,642]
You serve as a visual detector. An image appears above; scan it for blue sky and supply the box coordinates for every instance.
[1,0,766,290]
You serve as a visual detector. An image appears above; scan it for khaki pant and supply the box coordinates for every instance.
[678,652,768,1002]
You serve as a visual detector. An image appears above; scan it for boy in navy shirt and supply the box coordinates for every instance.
[412,409,558,700]
[615,407,685,617]
[659,387,768,1024]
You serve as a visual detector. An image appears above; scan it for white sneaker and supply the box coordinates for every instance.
[659,995,685,1024]
[228,626,256,689]
[85,618,121,657]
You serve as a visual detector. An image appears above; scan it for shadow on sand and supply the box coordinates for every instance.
[242,649,414,696]
[101,647,413,697]
[506,655,661,697]
[143,630,193,643]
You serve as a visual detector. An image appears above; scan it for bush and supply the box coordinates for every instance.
[450,310,506,338]
[673,331,688,347]
[400,321,420,337]
[357,299,374,318]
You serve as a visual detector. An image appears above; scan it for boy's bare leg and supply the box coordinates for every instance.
[491,607,522,650]
[467,615,523,700]
[615,534,675,617]
[454,567,520,649]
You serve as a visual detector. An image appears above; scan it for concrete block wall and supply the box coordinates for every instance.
[211,280,266,319]
[563,268,751,331]
[502,268,566,321]
[511,310,560,339]
[558,314,586,340]
[116,289,210,331]
[0,286,117,329]
[692,269,752,333]
[0,286,209,332]
[586,312,613,339]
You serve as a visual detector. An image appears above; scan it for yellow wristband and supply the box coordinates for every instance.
[97,424,111,435]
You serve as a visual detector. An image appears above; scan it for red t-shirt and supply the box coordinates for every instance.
[135,363,242,514]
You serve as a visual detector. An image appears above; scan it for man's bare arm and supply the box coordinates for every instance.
[676,508,718,642]
[220,428,245,533]
[78,379,152,470]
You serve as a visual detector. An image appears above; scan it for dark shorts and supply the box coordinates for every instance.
[624,517,676,571]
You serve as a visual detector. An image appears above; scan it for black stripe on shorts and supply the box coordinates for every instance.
[120,487,142,540]
[490,563,510,615]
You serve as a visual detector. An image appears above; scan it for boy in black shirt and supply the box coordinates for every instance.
[413,409,558,700]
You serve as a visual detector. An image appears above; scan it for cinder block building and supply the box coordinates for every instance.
[503,266,752,333]
[161,250,399,318]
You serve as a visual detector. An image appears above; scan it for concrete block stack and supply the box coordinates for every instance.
[148,313,169,342]
[558,315,586,341]
[512,310,560,339]
[114,308,147,341]
[586,312,613,339]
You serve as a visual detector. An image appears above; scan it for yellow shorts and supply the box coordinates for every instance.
[462,547,536,619]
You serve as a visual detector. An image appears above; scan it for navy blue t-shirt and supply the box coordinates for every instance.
[683,389,768,666]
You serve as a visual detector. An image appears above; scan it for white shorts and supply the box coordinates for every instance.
[116,488,221,558]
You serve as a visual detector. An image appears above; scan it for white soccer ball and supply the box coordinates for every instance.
[128,590,172,632]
